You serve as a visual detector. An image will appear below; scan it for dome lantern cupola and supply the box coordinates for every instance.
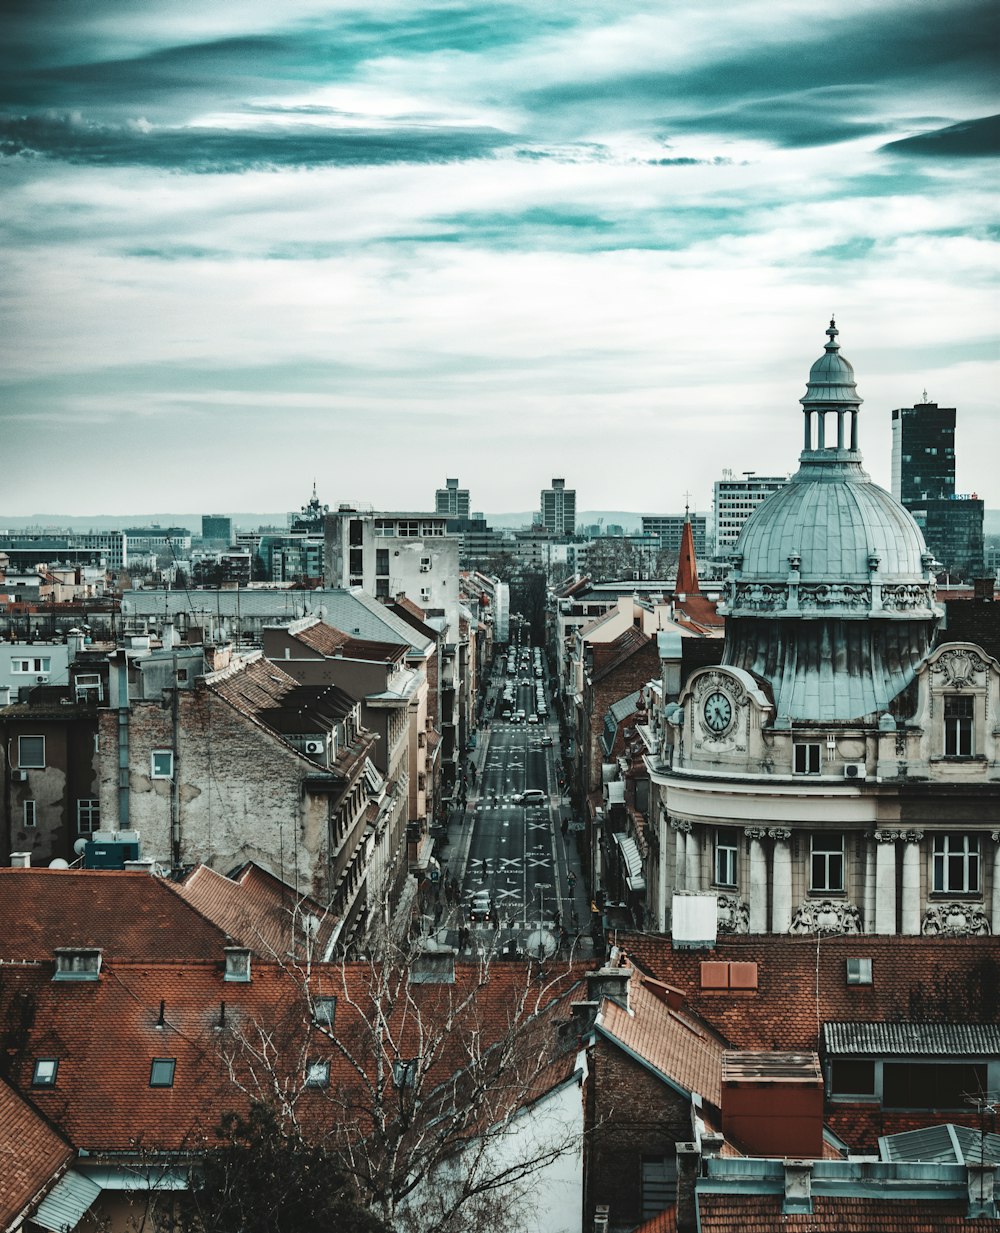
[799,317,862,456]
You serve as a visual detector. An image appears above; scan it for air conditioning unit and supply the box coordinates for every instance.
[419,564,431,573]
[36,675,48,683]
[304,740,325,755]
[843,762,866,780]
[12,769,29,782]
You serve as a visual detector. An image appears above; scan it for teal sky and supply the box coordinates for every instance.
[1,0,997,517]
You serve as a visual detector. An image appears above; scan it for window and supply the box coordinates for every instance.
[640,1156,675,1220]
[375,548,389,575]
[150,750,173,780]
[23,800,36,828]
[11,657,51,674]
[883,1061,986,1110]
[149,1058,176,1088]
[944,695,973,757]
[397,520,419,537]
[17,735,45,769]
[393,1058,419,1088]
[810,834,844,892]
[77,799,100,834]
[830,1059,875,1096]
[714,827,738,887]
[305,1060,330,1088]
[374,519,394,537]
[846,958,873,986]
[794,743,821,775]
[313,996,336,1027]
[932,834,979,894]
[32,1058,59,1087]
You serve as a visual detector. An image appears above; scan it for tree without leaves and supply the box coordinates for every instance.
[212,929,587,1233]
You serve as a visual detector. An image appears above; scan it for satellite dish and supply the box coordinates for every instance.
[49,858,70,869]
[73,838,88,856]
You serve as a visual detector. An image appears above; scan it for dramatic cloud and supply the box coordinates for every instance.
[0,0,997,518]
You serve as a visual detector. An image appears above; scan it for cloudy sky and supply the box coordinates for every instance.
[2,0,997,521]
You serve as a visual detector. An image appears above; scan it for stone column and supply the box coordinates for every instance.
[863,837,877,933]
[746,827,768,933]
[874,831,899,935]
[685,826,701,892]
[770,828,792,934]
[992,832,1000,936]
[901,831,924,935]
[671,818,691,898]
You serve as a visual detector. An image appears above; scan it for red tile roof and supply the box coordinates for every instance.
[697,1194,999,1231]
[0,956,587,1157]
[675,519,699,597]
[0,1079,72,1229]
[597,970,727,1107]
[173,863,339,960]
[0,868,229,962]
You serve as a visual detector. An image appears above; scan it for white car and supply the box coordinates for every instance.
[527,714,539,724]
[513,788,546,805]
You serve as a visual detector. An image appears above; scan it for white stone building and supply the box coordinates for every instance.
[647,322,999,937]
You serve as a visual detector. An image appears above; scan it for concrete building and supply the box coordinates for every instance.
[435,477,471,519]
[646,320,999,937]
[201,514,233,545]
[713,472,787,556]
[641,513,708,559]
[541,478,577,536]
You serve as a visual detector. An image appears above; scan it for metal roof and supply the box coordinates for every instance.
[31,1169,101,1232]
[880,1123,1000,1165]
[824,1022,1000,1056]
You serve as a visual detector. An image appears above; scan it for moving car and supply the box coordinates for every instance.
[541,734,553,746]
[513,788,546,805]
[468,890,492,922]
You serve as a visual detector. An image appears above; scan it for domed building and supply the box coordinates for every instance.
[647,323,999,937]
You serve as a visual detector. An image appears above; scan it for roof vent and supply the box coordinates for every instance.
[10,852,31,868]
[54,947,102,981]
[224,947,252,983]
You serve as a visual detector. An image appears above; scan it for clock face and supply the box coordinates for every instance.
[703,690,733,734]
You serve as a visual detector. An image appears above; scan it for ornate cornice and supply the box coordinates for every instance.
[670,818,693,835]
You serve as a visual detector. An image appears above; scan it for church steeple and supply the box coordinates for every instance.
[675,503,700,597]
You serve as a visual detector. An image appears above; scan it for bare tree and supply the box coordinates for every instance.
[212,930,587,1233]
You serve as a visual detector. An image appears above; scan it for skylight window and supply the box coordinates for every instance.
[33,1058,58,1087]
[305,1060,330,1088]
[313,996,336,1027]
[150,1058,176,1088]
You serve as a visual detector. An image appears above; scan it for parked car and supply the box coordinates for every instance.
[541,734,553,746]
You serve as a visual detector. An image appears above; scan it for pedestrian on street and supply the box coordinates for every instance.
[561,817,569,838]
[568,871,576,892]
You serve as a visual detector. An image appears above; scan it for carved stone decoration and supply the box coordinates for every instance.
[670,818,693,835]
[930,647,987,689]
[873,830,900,843]
[798,583,871,611]
[881,583,934,613]
[768,827,792,841]
[790,899,862,934]
[716,894,750,934]
[900,830,924,843]
[744,826,768,840]
[921,902,991,937]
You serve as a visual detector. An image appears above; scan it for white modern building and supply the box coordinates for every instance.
[713,472,787,555]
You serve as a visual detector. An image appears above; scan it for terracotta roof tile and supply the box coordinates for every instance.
[697,1194,998,1231]
[173,863,339,960]
[0,869,229,963]
[0,1079,72,1228]
[596,970,726,1108]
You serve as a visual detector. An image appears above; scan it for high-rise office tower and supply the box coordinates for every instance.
[891,399,955,502]
[435,478,471,519]
[891,399,983,580]
[540,478,576,535]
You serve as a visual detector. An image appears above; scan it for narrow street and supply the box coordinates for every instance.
[433,647,593,959]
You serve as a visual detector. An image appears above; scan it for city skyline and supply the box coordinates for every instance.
[2,1,998,516]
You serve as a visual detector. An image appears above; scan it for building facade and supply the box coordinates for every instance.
[435,477,471,519]
[641,514,708,559]
[541,479,577,536]
[712,472,787,556]
[647,322,1000,937]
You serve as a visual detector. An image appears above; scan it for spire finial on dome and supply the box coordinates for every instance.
[825,317,839,350]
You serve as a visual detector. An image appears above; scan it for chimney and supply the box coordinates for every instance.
[592,1204,610,1233]
[570,999,600,1036]
[0,685,10,708]
[783,1161,813,1214]
[700,1132,724,1159]
[586,964,631,1010]
[968,1163,997,1219]
[124,858,157,874]
[675,1141,700,1233]
[10,852,31,868]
